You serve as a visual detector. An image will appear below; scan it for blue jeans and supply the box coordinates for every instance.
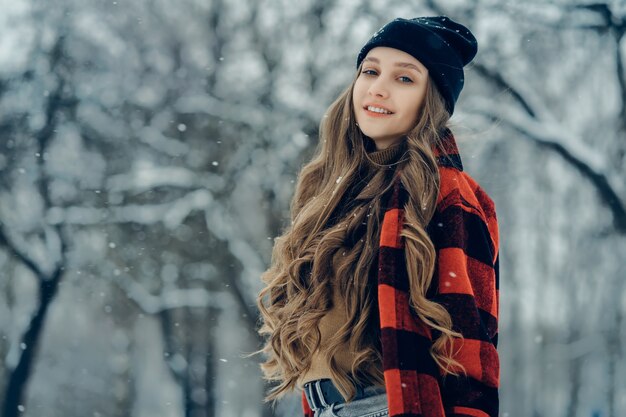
[304,380,388,417]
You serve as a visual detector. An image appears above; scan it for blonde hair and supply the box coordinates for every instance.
[252,67,466,405]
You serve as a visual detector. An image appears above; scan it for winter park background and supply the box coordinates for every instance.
[0,0,625,416]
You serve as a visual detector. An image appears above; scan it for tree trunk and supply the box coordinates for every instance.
[2,269,63,417]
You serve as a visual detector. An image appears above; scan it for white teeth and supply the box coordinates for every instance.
[367,106,392,114]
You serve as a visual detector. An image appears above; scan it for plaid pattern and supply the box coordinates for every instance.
[302,131,499,417]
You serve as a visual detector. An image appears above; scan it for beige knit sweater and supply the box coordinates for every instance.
[297,139,407,389]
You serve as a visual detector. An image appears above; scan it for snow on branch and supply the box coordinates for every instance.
[136,125,191,157]
[106,164,224,194]
[47,189,214,229]
[0,226,43,278]
[175,94,272,128]
[113,274,228,314]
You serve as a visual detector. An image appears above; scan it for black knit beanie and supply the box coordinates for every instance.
[356,16,478,115]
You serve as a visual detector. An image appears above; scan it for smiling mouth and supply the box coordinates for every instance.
[364,105,394,115]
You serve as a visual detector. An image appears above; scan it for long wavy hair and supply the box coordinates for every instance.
[253,66,467,405]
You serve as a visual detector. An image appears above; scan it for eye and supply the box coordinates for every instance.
[361,69,378,76]
[398,76,413,83]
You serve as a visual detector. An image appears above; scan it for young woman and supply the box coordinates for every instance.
[255,16,500,417]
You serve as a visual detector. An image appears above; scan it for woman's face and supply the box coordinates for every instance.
[352,47,429,150]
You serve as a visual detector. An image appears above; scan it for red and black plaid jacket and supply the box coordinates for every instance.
[302,131,500,417]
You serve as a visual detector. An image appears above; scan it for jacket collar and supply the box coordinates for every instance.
[434,127,463,171]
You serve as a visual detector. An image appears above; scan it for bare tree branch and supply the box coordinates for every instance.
[468,97,626,233]
[571,3,626,127]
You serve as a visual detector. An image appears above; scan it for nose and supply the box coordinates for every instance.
[368,77,389,99]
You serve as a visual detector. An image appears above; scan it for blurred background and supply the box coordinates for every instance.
[0,0,625,416]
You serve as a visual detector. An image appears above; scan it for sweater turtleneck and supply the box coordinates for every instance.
[363,137,407,169]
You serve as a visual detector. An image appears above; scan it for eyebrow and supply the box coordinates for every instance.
[363,56,424,74]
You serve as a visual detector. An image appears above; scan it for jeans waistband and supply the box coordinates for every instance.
[303,379,385,411]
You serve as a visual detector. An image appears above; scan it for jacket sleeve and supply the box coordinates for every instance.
[427,183,500,417]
